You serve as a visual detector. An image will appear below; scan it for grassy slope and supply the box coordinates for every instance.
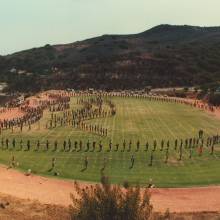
[0,96,220,187]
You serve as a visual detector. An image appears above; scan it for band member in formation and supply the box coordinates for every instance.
[53,140,58,152]
[100,157,107,173]
[20,140,23,151]
[98,141,103,152]
[127,140,132,152]
[77,141,82,152]
[46,140,49,151]
[179,143,183,161]
[189,146,193,159]
[90,141,96,152]
[121,140,126,152]
[35,140,40,151]
[12,138,16,150]
[6,138,9,150]
[153,140,157,151]
[198,129,204,139]
[26,140,31,151]
[63,140,67,151]
[145,142,149,151]
[129,155,135,169]
[210,141,215,155]
[165,147,169,163]
[81,156,88,172]
[135,140,140,152]
[149,152,153,166]
[85,140,90,152]
[174,139,178,150]
[115,143,119,152]
[72,141,77,152]
[67,139,71,152]
[107,140,112,152]
[160,140,164,151]
[48,157,56,172]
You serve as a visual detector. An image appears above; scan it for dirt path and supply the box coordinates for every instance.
[150,187,220,212]
[0,166,219,213]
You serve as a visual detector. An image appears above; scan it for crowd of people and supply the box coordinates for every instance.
[2,131,219,175]
[0,92,73,133]
[1,90,220,181]
[0,106,43,133]
[47,96,116,136]
[49,95,70,112]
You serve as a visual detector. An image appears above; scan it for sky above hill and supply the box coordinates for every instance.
[0,0,220,55]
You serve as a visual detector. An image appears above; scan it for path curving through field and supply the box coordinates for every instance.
[0,165,219,213]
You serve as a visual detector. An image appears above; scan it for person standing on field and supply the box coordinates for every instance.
[81,156,88,171]
[48,157,56,172]
[114,143,119,152]
[35,140,40,151]
[135,140,140,152]
[46,140,49,151]
[107,140,112,152]
[20,140,23,151]
[100,157,107,172]
[149,151,153,166]
[165,147,169,163]
[145,142,149,151]
[127,140,132,152]
[129,155,135,169]
[153,140,157,151]
[121,140,126,152]
[54,140,58,152]
[98,141,103,152]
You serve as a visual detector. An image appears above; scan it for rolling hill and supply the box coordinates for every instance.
[1,24,220,92]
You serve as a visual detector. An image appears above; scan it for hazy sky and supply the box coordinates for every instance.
[0,0,220,55]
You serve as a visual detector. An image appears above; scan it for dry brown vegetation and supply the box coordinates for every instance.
[70,176,154,220]
[0,193,70,220]
[0,191,219,220]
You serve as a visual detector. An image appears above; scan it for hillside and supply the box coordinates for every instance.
[1,24,220,92]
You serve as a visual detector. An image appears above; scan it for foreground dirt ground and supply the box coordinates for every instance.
[0,193,70,220]
[0,192,220,220]
[0,165,220,214]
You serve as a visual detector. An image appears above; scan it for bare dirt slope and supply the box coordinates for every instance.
[0,166,220,213]
[0,192,219,220]
[0,193,70,220]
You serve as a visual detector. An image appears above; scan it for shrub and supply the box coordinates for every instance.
[208,92,220,106]
[69,176,153,220]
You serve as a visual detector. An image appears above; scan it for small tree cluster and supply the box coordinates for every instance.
[69,176,153,220]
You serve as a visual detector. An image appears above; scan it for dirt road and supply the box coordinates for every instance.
[0,166,219,213]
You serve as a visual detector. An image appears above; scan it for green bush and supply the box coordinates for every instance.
[208,92,220,106]
[69,176,153,220]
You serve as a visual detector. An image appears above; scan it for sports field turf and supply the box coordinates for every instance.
[0,96,220,187]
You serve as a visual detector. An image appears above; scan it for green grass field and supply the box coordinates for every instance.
[1,96,220,187]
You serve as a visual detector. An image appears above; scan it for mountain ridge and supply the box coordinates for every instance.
[1,24,220,92]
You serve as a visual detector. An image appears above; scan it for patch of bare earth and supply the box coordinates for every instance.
[0,193,70,220]
[0,190,219,220]
[0,166,220,215]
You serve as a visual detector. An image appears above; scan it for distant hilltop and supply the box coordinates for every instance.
[0,24,220,92]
